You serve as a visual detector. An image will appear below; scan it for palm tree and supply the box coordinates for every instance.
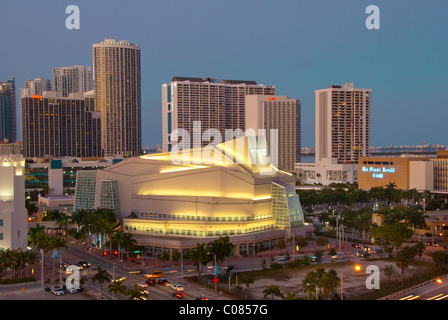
[188,243,210,278]
[120,232,137,265]
[108,278,127,300]
[263,285,283,300]
[125,283,149,300]
[25,200,38,218]
[28,224,46,249]
[319,269,339,300]
[91,266,112,299]
[283,291,299,300]
[207,236,234,266]
[239,275,254,300]
[404,208,427,241]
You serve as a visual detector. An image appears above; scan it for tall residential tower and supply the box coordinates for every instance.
[162,77,275,152]
[93,39,141,157]
[0,79,16,143]
[52,65,92,98]
[245,95,301,173]
[315,83,371,164]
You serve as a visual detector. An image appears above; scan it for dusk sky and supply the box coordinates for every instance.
[1,0,447,149]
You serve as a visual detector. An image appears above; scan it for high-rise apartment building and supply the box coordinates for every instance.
[93,39,141,157]
[21,91,102,158]
[162,77,275,152]
[52,65,93,98]
[245,95,301,173]
[20,78,51,97]
[315,83,371,164]
[0,79,17,143]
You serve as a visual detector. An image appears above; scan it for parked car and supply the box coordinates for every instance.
[66,287,78,294]
[51,287,65,296]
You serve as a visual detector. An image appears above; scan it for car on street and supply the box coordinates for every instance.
[372,249,383,254]
[78,261,91,268]
[158,279,171,286]
[170,284,184,291]
[138,281,149,288]
[51,287,65,296]
[173,292,185,299]
[145,270,165,278]
[310,255,321,262]
[66,287,78,294]
[351,243,360,248]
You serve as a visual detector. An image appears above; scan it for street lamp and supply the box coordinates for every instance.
[208,252,217,293]
[40,249,44,290]
[112,260,122,281]
[306,283,318,300]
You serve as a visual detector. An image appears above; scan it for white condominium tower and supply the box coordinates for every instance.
[162,77,275,152]
[93,38,141,157]
[245,95,301,173]
[52,65,92,97]
[315,83,371,164]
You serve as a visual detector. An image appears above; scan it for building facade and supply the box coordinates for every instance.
[162,77,275,152]
[0,78,17,143]
[315,83,371,164]
[245,95,301,173]
[358,155,434,190]
[0,155,28,250]
[21,91,102,159]
[52,65,93,98]
[75,136,312,257]
[93,39,142,157]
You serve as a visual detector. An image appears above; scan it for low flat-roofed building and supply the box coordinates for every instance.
[358,155,433,190]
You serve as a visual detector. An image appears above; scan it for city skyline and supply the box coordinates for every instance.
[0,0,447,150]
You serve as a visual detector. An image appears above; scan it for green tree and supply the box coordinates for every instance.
[125,283,149,300]
[188,243,211,278]
[395,246,417,284]
[372,223,413,256]
[91,266,112,299]
[263,285,283,300]
[207,236,234,265]
[431,251,448,272]
[108,278,127,300]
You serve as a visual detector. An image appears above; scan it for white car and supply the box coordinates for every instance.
[137,281,148,288]
[51,287,65,296]
[66,287,78,294]
[170,284,184,291]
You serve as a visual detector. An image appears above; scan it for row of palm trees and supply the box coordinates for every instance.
[297,182,433,209]
[0,248,38,280]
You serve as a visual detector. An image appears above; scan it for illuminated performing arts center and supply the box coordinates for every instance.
[74,136,312,257]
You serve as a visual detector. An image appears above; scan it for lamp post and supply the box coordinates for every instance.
[112,260,122,281]
[307,283,318,300]
[208,252,217,293]
[40,249,44,290]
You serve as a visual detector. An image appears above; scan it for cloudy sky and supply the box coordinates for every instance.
[1,0,447,149]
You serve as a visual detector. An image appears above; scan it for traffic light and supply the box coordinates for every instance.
[103,251,107,256]
[114,250,118,255]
